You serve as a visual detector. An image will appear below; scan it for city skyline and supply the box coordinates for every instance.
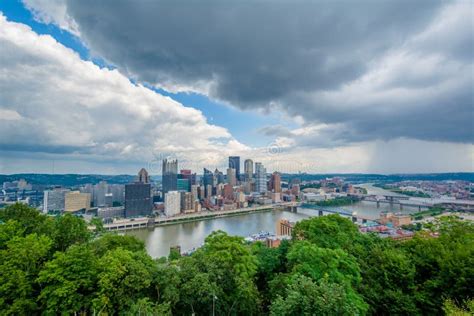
[0,1,473,175]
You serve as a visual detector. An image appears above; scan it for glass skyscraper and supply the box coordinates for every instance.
[228,156,241,181]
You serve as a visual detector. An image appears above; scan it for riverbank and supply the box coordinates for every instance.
[104,204,289,231]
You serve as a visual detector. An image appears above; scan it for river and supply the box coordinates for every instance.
[126,183,419,258]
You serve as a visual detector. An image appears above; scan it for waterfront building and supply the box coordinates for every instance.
[162,159,178,193]
[165,191,181,216]
[125,168,152,217]
[227,168,236,186]
[255,162,267,193]
[191,184,199,201]
[229,156,241,181]
[97,206,125,219]
[43,188,69,213]
[277,219,294,236]
[180,192,194,213]
[65,191,91,212]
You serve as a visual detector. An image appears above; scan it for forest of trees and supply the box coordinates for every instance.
[0,203,473,315]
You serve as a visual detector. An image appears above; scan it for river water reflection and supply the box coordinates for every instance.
[126,184,418,258]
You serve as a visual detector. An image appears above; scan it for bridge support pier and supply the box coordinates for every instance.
[376,201,380,208]
[418,206,421,212]
[318,210,323,216]
[399,204,403,210]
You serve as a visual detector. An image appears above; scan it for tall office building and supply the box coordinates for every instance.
[244,159,253,181]
[125,168,152,217]
[177,178,190,192]
[228,156,241,181]
[179,169,196,188]
[269,172,282,193]
[162,159,178,193]
[255,162,267,193]
[65,191,91,212]
[138,168,150,183]
[214,169,225,185]
[164,191,181,216]
[226,168,236,186]
[203,168,213,197]
[43,188,69,213]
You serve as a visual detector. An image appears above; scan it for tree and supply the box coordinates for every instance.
[178,230,261,315]
[52,213,91,251]
[92,248,156,314]
[292,215,360,251]
[0,234,52,314]
[0,203,53,236]
[270,274,367,315]
[37,244,99,314]
[91,233,145,257]
[287,241,361,287]
[358,244,417,315]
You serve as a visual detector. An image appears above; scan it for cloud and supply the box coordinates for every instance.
[0,14,246,171]
[22,0,80,35]
[21,0,473,145]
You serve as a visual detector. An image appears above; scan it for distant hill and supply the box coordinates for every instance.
[0,172,472,187]
[0,174,137,186]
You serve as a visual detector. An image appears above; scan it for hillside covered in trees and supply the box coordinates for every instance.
[0,203,472,315]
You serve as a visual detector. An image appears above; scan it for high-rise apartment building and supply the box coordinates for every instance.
[162,159,178,193]
[228,156,241,181]
[165,191,180,216]
[180,192,194,212]
[255,162,267,193]
[244,159,253,181]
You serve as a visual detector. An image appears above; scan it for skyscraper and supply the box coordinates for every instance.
[228,156,241,181]
[125,168,152,217]
[162,159,178,193]
[255,162,267,193]
[244,159,253,181]
[227,168,236,186]
[269,172,282,193]
[138,168,150,183]
[203,168,214,197]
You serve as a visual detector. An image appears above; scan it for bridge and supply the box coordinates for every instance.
[298,203,377,223]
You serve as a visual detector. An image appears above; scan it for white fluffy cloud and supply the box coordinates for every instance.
[0,14,247,172]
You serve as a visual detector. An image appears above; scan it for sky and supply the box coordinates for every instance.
[0,0,473,175]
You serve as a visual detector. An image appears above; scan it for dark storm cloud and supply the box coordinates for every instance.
[62,0,472,144]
